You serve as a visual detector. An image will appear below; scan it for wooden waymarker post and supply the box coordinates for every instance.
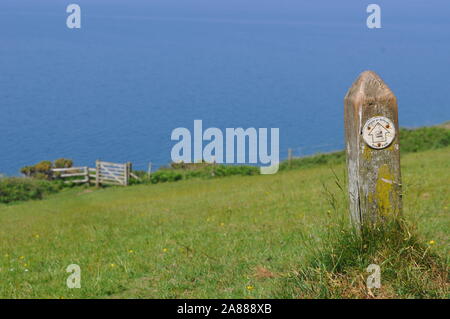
[344,71,402,229]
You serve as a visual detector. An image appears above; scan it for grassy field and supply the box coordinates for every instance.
[0,147,448,298]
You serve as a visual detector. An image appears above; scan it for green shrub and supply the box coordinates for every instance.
[0,177,62,204]
[33,161,53,180]
[400,127,450,153]
[20,165,36,177]
[20,158,74,180]
[212,165,259,177]
[54,158,73,169]
[170,161,211,170]
[150,170,183,184]
[279,151,345,171]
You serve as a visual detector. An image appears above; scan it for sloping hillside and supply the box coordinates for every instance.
[0,147,448,298]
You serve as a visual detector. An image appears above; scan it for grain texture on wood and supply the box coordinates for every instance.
[125,162,131,186]
[344,71,402,229]
[95,160,100,187]
[98,161,126,168]
[51,167,85,172]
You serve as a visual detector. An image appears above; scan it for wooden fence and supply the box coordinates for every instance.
[51,167,90,184]
[52,160,139,187]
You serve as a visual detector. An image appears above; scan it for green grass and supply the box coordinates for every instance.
[277,219,448,298]
[0,147,448,298]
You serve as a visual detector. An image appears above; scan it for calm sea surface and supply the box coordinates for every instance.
[1,0,449,174]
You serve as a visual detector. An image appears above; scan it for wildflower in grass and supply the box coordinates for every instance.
[23,263,28,267]
[34,234,40,238]
[128,249,134,254]
[19,256,25,260]
[220,222,225,227]
[110,263,116,268]
[24,269,29,272]
[246,285,254,291]
[163,248,168,253]
[429,240,436,245]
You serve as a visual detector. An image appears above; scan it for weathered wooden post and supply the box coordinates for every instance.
[84,166,89,185]
[344,71,402,230]
[147,162,152,180]
[125,162,131,186]
[288,148,293,168]
[95,160,100,188]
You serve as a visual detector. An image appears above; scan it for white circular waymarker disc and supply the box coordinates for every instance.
[362,116,396,149]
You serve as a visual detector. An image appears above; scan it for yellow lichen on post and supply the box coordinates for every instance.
[373,164,394,217]
[362,144,373,161]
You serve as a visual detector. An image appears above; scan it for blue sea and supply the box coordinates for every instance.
[1,0,449,175]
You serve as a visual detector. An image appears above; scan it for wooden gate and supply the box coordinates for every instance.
[95,160,130,187]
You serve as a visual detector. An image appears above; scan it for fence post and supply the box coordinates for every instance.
[129,162,132,185]
[124,162,131,186]
[95,160,100,188]
[211,156,216,177]
[344,71,402,230]
[84,166,89,185]
[288,148,293,168]
[148,162,152,180]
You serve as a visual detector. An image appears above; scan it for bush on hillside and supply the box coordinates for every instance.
[279,151,345,171]
[170,161,212,170]
[20,158,73,180]
[400,127,450,153]
[54,158,73,169]
[0,177,62,204]
[150,170,183,184]
[212,165,259,177]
